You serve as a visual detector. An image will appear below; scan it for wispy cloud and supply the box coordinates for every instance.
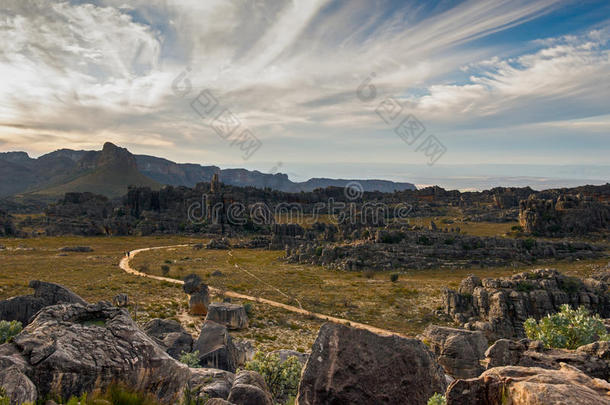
[0,0,608,168]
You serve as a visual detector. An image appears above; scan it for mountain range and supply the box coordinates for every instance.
[0,142,416,198]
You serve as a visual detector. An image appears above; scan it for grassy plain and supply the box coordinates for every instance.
[1,228,608,353]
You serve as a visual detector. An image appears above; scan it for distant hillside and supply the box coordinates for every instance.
[0,142,416,198]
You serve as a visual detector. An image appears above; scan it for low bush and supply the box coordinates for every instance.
[524,304,609,349]
[160,264,170,276]
[427,393,446,405]
[390,273,399,282]
[0,320,22,343]
[243,351,302,404]
[179,350,201,368]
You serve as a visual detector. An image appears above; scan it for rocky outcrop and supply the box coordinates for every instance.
[269,223,304,250]
[0,280,87,326]
[419,325,488,379]
[286,233,603,271]
[0,344,37,404]
[519,194,610,236]
[296,323,447,405]
[193,320,238,372]
[0,209,16,236]
[444,269,610,339]
[187,368,235,401]
[143,318,193,360]
[207,238,231,249]
[206,303,249,330]
[5,301,191,403]
[483,338,610,380]
[183,274,210,316]
[446,363,610,405]
[44,192,113,236]
[227,370,273,405]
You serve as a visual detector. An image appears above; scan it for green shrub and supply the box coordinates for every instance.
[315,246,323,256]
[0,320,22,343]
[427,393,447,405]
[243,351,302,404]
[523,238,536,250]
[161,265,170,276]
[516,281,535,293]
[390,273,399,283]
[180,351,201,368]
[511,225,524,232]
[243,302,254,318]
[524,304,609,349]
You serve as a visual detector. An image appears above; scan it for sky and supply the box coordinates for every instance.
[0,0,608,187]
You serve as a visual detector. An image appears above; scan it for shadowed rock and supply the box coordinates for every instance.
[188,368,235,401]
[227,370,273,405]
[206,303,249,330]
[296,323,447,405]
[193,320,238,373]
[0,280,86,325]
[143,318,193,360]
[419,325,488,379]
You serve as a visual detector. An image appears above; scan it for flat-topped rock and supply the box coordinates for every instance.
[206,303,249,330]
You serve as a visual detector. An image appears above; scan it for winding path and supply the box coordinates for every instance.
[119,244,405,337]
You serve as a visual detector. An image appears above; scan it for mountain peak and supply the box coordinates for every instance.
[98,142,137,170]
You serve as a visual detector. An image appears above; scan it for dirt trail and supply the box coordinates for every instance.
[119,244,405,337]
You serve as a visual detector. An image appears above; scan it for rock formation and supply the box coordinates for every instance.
[296,323,447,405]
[143,318,194,360]
[446,363,610,404]
[0,280,87,326]
[519,193,610,236]
[183,274,210,316]
[419,325,488,379]
[3,301,191,403]
[444,269,610,339]
[205,303,249,330]
[227,370,273,405]
[193,320,238,372]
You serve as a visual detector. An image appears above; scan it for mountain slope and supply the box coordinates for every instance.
[32,143,159,198]
[0,142,416,198]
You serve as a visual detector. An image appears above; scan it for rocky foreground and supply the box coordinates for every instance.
[2,271,610,404]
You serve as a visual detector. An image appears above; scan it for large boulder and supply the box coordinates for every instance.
[0,344,37,404]
[187,368,235,401]
[143,318,193,359]
[419,325,488,379]
[296,323,447,405]
[227,370,273,405]
[446,363,610,404]
[183,274,210,316]
[193,320,238,372]
[8,301,190,403]
[0,280,87,326]
[206,303,249,330]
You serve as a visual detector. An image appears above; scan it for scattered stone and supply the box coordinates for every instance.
[143,318,193,360]
[206,303,249,330]
[418,325,488,379]
[227,370,273,405]
[211,270,225,277]
[193,320,238,372]
[296,323,447,405]
[0,280,87,326]
[446,363,610,405]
